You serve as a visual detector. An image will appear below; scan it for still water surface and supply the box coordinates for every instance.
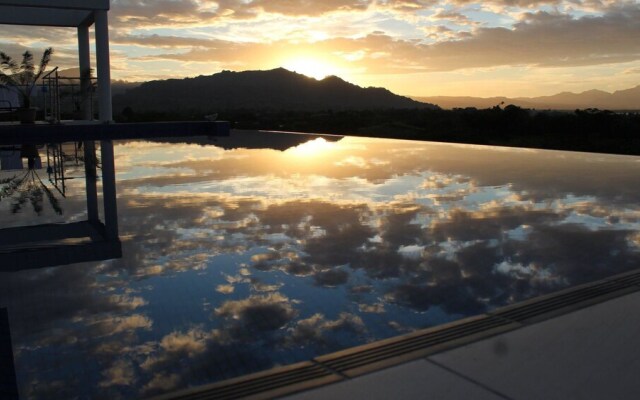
[1,131,640,398]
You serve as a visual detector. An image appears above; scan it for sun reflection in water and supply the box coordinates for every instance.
[287,137,335,158]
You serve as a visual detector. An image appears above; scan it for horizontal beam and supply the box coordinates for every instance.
[0,7,94,27]
[0,0,109,11]
[0,221,105,247]
[0,240,122,272]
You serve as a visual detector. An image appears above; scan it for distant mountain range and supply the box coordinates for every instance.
[48,67,640,112]
[413,86,640,111]
[113,68,435,113]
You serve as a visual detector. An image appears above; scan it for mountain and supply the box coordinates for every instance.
[113,68,436,113]
[414,85,640,110]
[111,80,142,96]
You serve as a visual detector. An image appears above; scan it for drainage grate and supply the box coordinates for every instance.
[493,272,640,323]
[318,316,512,374]
[166,363,333,400]
[609,271,640,287]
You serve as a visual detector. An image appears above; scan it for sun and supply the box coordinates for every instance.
[288,137,335,157]
[282,58,336,80]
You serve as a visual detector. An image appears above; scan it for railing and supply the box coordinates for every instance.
[0,99,16,112]
[41,67,60,122]
[0,99,16,121]
[0,96,18,122]
[41,67,98,123]
[46,142,101,196]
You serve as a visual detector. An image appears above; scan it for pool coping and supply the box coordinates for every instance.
[0,121,230,145]
[153,267,640,400]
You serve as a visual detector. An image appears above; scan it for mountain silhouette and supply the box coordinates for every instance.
[113,68,436,113]
[414,85,640,110]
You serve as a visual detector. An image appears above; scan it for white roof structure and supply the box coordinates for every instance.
[0,1,109,27]
[0,0,113,121]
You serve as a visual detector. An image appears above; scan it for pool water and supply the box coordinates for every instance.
[1,131,640,399]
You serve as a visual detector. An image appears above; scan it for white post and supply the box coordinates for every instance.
[100,140,119,241]
[94,10,112,122]
[84,141,99,223]
[77,23,92,120]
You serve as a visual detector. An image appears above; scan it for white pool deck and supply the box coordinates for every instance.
[286,290,640,400]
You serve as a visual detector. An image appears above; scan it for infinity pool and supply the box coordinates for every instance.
[1,131,640,398]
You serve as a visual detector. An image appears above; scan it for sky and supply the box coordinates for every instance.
[0,0,639,97]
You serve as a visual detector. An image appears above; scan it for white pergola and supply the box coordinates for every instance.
[0,0,113,122]
[0,1,119,249]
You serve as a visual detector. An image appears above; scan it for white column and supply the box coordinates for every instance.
[94,10,112,122]
[100,140,119,241]
[83,141,99,223]
[77,23,92,120]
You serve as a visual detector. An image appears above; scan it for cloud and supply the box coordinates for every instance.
[504,223,640,285]
[214,293,297,333]
[388,280,488,314]
[237,0,372,17]
[288,312,366,346]
[99,359,136,387]
[26,380,78,400]
[89,314,153,337]
[110,0,374,30]
[111,0,218,28]
[420,7,640,70]
[380,206,428,247]
[141,372,181,395]
[431,206,564,242]
[359,302,386,313]
[117,4,640,74]
[314,267,350,286]
[430,10,473,24]
[216,283,235,293]
[158,328,209,356]
[112,33,222,49]
[138,327,223,395]
[0,265,149,341]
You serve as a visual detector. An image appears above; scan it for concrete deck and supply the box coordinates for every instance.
[287,288,640,400]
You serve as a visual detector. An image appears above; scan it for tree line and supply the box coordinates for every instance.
[117,105,640,156]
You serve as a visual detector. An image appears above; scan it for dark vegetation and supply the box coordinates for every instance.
[117,106,640,156]
[113,68,640,155]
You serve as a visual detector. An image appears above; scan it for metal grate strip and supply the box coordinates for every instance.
[320,316,511,373]
[167,364,332,400]
[494,273,640,323]
[609,272,640,286]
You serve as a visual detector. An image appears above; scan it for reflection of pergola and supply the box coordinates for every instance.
[0,0,112,121]
[0,2,121,272]
[0,141,121,272]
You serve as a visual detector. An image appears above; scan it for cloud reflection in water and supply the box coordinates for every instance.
[2,131,640,398]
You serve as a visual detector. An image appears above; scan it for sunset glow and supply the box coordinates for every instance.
[282,58,336,80]
[0,1,639,97]
[288,137,335,157]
